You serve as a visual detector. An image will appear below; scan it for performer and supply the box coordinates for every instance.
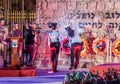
[61,36,71,55]
[24,23,36,66]
[10,23,23,65]
[61,36,71,65]
[48,22,61,73]
[64,26,84,70]
[32,25,42,62]
[10,23,22,37]
[0,19,8,42]
[0,18,8,67]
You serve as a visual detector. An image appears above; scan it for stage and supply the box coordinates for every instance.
[0,70,63,84]
[0,63,120,83]
[90,63,120,76]
[0,67,89,84]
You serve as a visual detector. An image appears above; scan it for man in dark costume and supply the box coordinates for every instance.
[24,23,36,66]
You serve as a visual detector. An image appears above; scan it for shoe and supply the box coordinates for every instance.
[74,65,77,69]
[20,64,24,66]
[74,67,77,69]
[48,71,55,73]
[69,67,73,70]
[54,70,59,72]
[26,64,33,67]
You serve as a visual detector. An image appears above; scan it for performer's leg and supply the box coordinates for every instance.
[18,43,23,65]
[25,45,30,66]
[69,44,74,70]
[3,44,7,67]
[74,43,83,69]
[32,44,39,62]
[27,45,34,66]
[75,49,80,69]
[54,44,60,72]
[51,49,55,72]
[29,45,34,66]
[26,53,30,66]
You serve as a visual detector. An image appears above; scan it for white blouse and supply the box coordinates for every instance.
[48,30,61,43]
[69,28,84,44]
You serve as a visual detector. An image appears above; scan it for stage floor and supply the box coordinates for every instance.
[1,63,120,84]
[0,68,89,84]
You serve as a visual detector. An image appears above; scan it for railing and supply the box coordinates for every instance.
[0,10,35,31]
[0,10,35,23]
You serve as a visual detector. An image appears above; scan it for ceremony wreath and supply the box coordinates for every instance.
[80,38,89,57]
[112,38,120,56]
[92,38,107,55]
[80,38,95,57]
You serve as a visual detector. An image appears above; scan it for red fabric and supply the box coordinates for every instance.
[0,70,19,77]
[18,42,22,51]
[50,47,56,71]
[51,62,55,71]
[74,45,83,51]
[87,38,96,54]
[62,37,70,55]
[50,47,56,51]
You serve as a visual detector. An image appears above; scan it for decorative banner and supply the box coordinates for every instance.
[69,10,120,29]
[81,37,96,57]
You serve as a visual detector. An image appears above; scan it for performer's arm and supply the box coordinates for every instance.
[30,30,35,38]
[3,27,8,41]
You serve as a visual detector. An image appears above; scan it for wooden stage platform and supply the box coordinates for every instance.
[0,66,36,77]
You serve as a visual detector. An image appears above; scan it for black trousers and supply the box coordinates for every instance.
[25,44,34,66]
[70,42,83,69]
[50,42,60,71]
